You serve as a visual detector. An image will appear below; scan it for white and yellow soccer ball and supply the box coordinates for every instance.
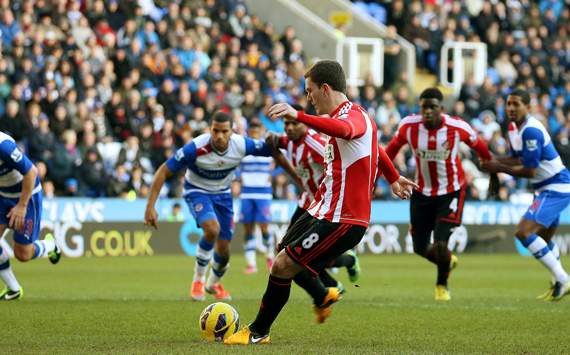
[199,302,240,342]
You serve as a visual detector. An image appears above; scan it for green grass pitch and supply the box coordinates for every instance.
[3,254,570,354]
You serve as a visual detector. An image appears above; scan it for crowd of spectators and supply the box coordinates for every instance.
[355,0,570,201]
[0,0,568,203]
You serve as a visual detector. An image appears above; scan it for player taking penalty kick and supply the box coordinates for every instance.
[224,60,416,345]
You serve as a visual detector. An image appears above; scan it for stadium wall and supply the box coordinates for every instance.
[1,199,569,257]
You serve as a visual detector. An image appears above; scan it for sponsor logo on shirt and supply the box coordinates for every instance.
[526,139,538,151]
[10,148,22,163]
[175,148,184,161]
[417,149,450,161]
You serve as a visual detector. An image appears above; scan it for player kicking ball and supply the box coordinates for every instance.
[482,88,570,301]
[0,132,61,301]
[270,105,413,296]
[224,60,415,345]
[144,112,300,301]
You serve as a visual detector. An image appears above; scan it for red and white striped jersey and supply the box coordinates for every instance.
[386,113,491,197]
[298,101,378,227]
[280,129,326,210]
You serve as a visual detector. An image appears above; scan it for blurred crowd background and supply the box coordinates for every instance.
[0,0,568,202]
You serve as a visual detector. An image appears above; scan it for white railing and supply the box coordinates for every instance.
[336,36,384,87]
[440,42,487,96]
[333,0,415,88]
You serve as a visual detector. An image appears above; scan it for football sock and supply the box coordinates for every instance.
[318,270,339,288]
[193,238,214,283]
[548,240,560,260]
[32,238,55,259]
[436,249,451,286]
[0,246,20,291]
[522,235,569,283]
[244,234,256,268]
[206,252,229,288]
[262,232,274,259]
[294,269,327,305]
[250,274,292,336]
[330,253,355,268]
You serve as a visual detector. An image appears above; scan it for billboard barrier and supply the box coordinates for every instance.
[1,198,568,257]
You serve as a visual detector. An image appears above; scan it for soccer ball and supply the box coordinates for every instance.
[199,302,240,342]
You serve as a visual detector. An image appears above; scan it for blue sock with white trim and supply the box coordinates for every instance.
[522,235,568,283]
[206,252,229,288]
[32,238,56,259]
[0,246,20,291]
[193,238,214,282]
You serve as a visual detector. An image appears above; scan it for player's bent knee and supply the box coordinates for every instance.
[13,245,33,262]
[270,251,299,279]
[201,222,220,241]
[412,242,428,257]
[515,228,534,240]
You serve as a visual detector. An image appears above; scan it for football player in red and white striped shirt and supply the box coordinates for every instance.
[225,60,415,345]
[385,87,492,301]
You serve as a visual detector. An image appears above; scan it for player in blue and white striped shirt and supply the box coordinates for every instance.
[483,88,570,301]
[145,112,300,301]
[0,132,61,301]
[238,120,274,274]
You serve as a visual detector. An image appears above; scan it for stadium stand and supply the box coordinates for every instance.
[0,0,568,202]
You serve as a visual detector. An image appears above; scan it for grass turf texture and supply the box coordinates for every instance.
[3,254,570,354]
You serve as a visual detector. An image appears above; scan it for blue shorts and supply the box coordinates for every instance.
[523,190,570,228]
[0,192,43,245]
[184,192,234,240]
[240,198,272,224]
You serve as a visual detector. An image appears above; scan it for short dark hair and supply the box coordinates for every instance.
[419,88,443,101]
[509,88,530,105]
[212,111,232,124]
[304,60,346,94]
[249,118,262,128]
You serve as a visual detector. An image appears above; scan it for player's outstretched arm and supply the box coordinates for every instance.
[480,159,536,178]
[272,149,304,191]
[145,163,174,229]
[267,103,365,140]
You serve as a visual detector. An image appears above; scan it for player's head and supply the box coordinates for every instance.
[284,103,307,141]
[304,60,346,115]
[210,111,232,151]
[506,88,530,124]
[247,118,264,139]
[419,88,444,129]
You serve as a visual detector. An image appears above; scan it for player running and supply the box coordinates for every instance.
[482,88,570,301]
[144,112,300,301]
[385,88,493,301]
[238,120,274,273]
[0,132,61,301]
[224,60,414,345]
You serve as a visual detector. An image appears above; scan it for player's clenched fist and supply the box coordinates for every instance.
[267,103,298,120]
